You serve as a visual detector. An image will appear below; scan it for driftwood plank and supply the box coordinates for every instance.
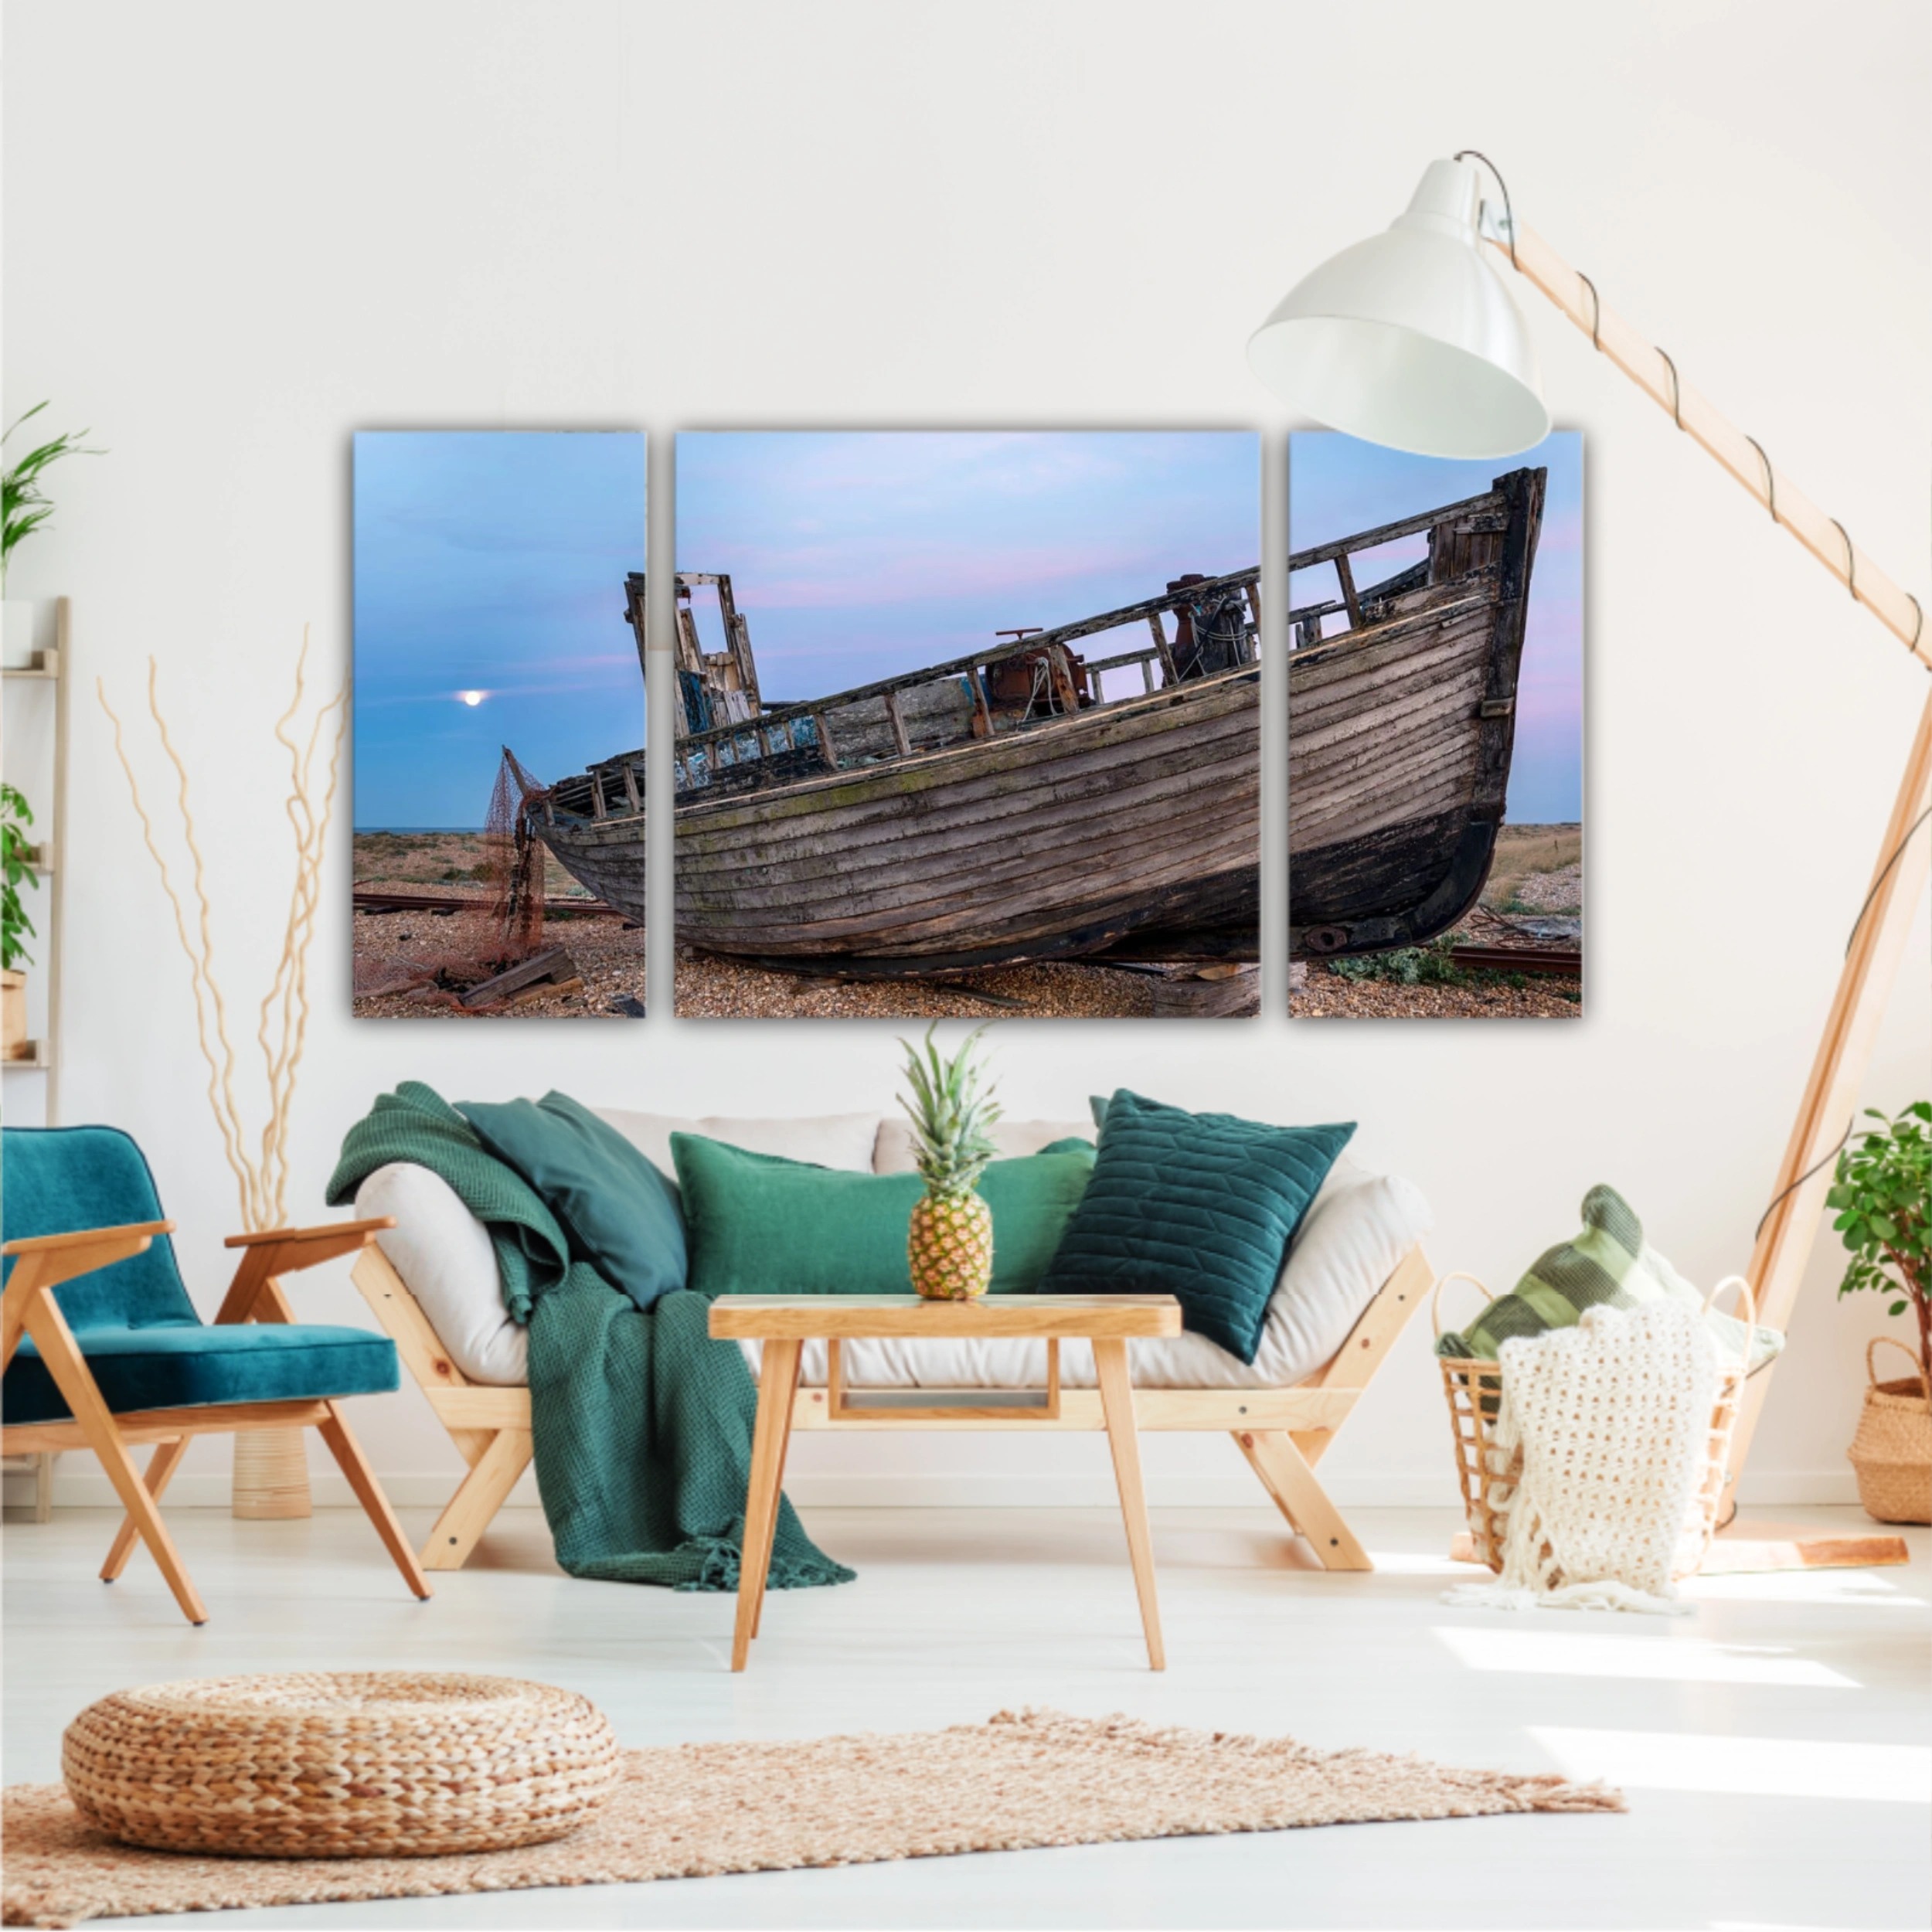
[459,947,575,1009]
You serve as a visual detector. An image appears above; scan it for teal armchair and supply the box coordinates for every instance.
[2,1126,431,1623]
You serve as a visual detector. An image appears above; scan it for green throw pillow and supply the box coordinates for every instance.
[457,1091,686,1312]
[1039,1090,1355,1364]
[672,1134,1097,1300]
[1436,1183,1784,1371]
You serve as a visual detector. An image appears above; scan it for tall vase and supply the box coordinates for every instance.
[233,1427,312,1519]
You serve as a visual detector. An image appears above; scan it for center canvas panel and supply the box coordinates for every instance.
[672,431,1261,1019]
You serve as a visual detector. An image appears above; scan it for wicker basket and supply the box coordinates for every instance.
[1434,1270,1753,1582]
[63,1672,620,1859]
[1849,1336,1932,1526]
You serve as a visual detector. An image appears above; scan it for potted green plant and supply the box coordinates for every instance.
[1828,1101,1930,1523]
[2,403,97,592]
[2,781,39,1059]
[5,401,98,674]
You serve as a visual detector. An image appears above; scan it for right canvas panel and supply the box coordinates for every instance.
[1287,431,1583,1019]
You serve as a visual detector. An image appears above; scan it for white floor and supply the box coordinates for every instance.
[4,1504,1928,1930]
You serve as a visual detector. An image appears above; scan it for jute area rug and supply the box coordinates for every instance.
[3,1708,1623,1927]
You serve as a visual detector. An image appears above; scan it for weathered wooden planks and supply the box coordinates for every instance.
[1287,467,1546,958]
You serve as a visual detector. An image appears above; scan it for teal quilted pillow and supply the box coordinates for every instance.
[1039,1090,1354,1362]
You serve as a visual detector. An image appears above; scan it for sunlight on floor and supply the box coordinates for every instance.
[1531,1727,1932,1801]
[1684,1569,1924,1607]
[1436,1627,1859,1687]
[1356,1549,1469,1576]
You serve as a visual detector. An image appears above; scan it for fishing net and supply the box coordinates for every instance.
[485,747,549,959]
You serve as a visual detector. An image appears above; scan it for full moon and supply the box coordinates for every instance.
[457,689,486,707]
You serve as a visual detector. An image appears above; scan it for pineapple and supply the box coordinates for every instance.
[899,1023,1003,1300]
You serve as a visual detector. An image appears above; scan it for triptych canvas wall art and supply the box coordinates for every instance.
[349,427,1580,1021]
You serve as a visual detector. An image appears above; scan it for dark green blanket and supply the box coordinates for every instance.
[327,1082,852,1594]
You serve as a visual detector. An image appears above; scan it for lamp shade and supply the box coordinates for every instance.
[1247,158,1549,458]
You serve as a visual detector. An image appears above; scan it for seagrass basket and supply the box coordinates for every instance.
[1434,1270,1753,1581]
[63,1672,620,1859]
[1849,1336,1932,1525]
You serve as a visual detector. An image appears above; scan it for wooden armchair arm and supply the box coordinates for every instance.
[4,1219,174,1260]
[224,1217,396,1252]
[214,1218,397,1325]
[3,1221,173,1369]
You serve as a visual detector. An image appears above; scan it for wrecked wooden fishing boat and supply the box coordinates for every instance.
[520,463,1542,972]
[1287,465,1546,959]
[526,566,1262,972]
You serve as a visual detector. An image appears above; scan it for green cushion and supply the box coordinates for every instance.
[672,1134,1097,1299]
[1038,1090,1355,1363]
[3,1321,399,1427]
[1435,1183,1784,1370]
[2,1127,199,1331]
[458,1092,686,1311]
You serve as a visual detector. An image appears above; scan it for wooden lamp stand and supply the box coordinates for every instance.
[1486,215,1930,1565]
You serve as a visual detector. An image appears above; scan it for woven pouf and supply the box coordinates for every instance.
[63,1672,621,1859]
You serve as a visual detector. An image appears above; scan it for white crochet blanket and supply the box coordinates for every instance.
[1447,1301,1719,1616]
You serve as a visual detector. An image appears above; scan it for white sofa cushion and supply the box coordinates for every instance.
[597,1107,883,1177]
[357,1162,529,1386]
[872,1117,1095,1173]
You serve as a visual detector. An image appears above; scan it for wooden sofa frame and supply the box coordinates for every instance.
[352,1241,1432,1574]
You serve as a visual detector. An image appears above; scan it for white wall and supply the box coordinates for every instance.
[5,0,1927,1511]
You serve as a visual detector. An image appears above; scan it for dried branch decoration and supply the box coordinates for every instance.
[98,630,346,1232]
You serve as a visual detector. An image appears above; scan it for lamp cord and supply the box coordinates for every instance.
[1463,148,1929,662]
[1753,1119,1855,1243]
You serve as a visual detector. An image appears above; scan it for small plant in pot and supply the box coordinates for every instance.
[3,402,99,590]
[1,781,39,1060]
[1828,1101,1930,1524]
[899,1024,1002,1300]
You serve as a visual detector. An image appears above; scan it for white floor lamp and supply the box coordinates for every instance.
[1250,154,1930,1556]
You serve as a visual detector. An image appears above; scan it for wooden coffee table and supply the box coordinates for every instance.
[708,1294,1183,1672]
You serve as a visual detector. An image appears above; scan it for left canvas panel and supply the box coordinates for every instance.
[352,430,648,1017]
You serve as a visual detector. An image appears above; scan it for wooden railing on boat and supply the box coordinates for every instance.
[672,566,1262,797]
[1285,485,1509,651]
[533,482,1512,825]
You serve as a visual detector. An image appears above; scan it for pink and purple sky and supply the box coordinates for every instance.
[1288,430,1583,825]
[676,430,1259,702]
[354,431,645,830]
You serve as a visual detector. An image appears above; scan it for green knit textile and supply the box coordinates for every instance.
[327,1082,852,1594]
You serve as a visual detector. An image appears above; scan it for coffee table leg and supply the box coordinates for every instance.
[1093,1337,1165,1671]
[732,1337,801,1672]
[751,1341,803,1639]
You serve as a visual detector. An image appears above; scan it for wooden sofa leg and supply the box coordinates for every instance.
[422,1428,532,1572]
[315,1403,434,1600]
[101,1435,192,1581]
[1233,1429,1371,1572]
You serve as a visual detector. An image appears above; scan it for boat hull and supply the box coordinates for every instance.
[539,669,1258,971]
[1287,466,1545,959]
